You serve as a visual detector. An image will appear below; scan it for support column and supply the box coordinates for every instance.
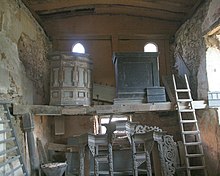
[22,113,39,176]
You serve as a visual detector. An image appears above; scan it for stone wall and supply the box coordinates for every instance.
[0,0,51,174]
[0,0,50,104]
[174,0,220,175]
[173,0,220,100]
[173,1,209,100]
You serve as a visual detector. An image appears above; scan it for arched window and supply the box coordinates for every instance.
[72,43,85,54]
[144,43,158,52]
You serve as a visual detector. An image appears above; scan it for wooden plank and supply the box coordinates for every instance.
[54,33,170,41]
[62,106,95,115]
[94,102,175,114]
[13,101,206,116]
[36,138,48,164]
[162,75,176,103]
[118,34,170,40]
[30,0,189,13]
[13,104,62,115]
[47,143,78,152]
[95,6,184,22]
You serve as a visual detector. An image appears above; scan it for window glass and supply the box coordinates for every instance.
[144,43,158,52]
[72,43,85,53]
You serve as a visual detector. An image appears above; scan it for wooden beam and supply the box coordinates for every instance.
[13,104,62,115]
[94,5,185,22]
[53,33,170,41]
[38,5,185,22]
[118,34,170,40]
[93,103,175,114]
[13,103,174,116]
[13,101,207,116]
[30,0,189,13]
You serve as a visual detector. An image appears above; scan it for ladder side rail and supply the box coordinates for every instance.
[2,104,29,176]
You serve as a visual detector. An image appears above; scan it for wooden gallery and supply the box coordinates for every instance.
[0,0,220,176]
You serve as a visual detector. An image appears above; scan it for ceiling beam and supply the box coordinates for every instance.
[38,4,185,22]
[30,0,189,13]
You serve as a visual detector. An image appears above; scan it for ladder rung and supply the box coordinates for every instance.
[179,109,195,112]
[0,155,21,168]
[134,152,146,162]
[0,120,10,124]
[188,166,206,170]
[177,99,192,102]
[184,141,202,146]
[182,131,200,135]
[0,137,15,144]
[95,155,108,163]
[186,153,204,157]
[5,164,23,176]
[0,101,11,105]
[180,120,197,123]
[176,89,190,92]
[0,129,12,133]
[0,146,18,155]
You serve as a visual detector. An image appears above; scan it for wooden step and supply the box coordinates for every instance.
[184,141,202,146]
[0,129,12,133]
[179,109,195,112]
[182,131,200,135]
[0,120,10,124]
[177,99,193,102]
[186,153,204,157]
[188,166,206,170]
[95,155,108,163]
[176,89,190,92]
[0,146,18,155]
[0,137,15,144]
[5,164,23,176]
[180,120,197,123]
[0,155,21,168]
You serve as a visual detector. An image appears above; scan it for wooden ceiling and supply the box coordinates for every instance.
[22,0,204,39]
[24,0,203,23]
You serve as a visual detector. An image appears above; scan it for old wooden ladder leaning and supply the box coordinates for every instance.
[0,101,28,176]
[172,74,207,176]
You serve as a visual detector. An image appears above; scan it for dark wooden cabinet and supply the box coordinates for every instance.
[113,52,165,103]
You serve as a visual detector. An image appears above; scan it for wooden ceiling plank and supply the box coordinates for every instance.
[30,0,189,13]
[95,6,185,21]
[39,10,183,23]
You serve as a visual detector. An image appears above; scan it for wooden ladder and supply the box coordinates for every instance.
[0,101,28,176]
[172,75,207,176]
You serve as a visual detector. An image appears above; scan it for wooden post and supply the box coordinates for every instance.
[22,113,39,176]
[152,143,162,176]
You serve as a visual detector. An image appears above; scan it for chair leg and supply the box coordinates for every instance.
[146,151,152,176]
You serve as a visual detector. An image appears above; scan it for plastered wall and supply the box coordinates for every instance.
[0,0,51,174]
